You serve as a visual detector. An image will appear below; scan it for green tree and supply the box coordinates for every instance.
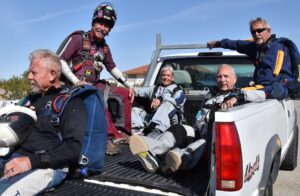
[0,71,31,100]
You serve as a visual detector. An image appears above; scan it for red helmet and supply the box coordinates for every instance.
[92,3,117,28]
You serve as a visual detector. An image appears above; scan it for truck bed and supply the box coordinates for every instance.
[43,144,209,196]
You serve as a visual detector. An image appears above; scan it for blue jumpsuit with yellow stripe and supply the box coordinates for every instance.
[216,34,293,99]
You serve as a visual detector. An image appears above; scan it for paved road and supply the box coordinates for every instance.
[274,100,300,196]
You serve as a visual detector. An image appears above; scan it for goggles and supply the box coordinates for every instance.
[251,28,268,35]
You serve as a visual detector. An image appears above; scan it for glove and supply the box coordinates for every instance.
[223,91,245,103]
[194,109,209,138]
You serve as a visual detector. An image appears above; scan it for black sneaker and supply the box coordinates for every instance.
[129,135,159,173]
[136,151,159,173]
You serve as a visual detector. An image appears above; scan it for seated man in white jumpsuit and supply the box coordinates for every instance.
[131,65,186,135]
[129,64,266,173]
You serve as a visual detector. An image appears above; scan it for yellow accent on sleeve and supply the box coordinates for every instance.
[273,50,284,77]
[241,85,264,90]
[254,85,264,89]
[241,87,257,90]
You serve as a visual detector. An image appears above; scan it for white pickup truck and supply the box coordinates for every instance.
[44,34,298,196]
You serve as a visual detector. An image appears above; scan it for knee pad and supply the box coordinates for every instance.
[166,124,195,148]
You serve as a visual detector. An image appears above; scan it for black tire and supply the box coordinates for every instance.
[264,172,273,196]
[280,127,298,170]
[264,152,280,196]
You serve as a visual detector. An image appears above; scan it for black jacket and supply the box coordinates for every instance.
[17,87,87,169]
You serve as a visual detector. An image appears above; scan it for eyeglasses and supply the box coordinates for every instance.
[251,28,268,35]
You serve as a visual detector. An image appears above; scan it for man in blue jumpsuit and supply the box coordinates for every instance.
[207,17,295,100]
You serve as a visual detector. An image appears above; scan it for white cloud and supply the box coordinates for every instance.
[12,4,94,26]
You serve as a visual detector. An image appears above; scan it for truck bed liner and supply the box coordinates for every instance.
[44,144,208,196]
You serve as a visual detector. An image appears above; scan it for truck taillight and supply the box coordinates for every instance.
[215,122,243,191]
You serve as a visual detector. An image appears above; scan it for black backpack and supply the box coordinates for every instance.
[278,37,300,95]
[22,85,108,177]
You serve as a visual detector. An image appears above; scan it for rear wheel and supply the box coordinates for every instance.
[264,172,273,196]
[264,152,280,196]
[280,128,298,170]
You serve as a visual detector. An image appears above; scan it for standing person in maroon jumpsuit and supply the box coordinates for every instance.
[57,2,134,154]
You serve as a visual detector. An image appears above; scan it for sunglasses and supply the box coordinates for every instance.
[251,28,268,35]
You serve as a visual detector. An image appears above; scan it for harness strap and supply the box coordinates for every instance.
[151,85,159,101]
[53,94,69,113]
[103,83,110,108]
[50,86,90,140]
[172,85,182,96]
[82,32,90,51]
[151,83,181,101]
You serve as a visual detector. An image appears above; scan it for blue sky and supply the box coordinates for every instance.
[0,0,299,80]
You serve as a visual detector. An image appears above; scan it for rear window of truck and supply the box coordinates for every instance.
[156,56,254,91]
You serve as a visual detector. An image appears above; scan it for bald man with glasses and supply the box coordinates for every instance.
[207,17,297,100]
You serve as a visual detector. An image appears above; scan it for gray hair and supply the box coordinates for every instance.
[249,17,271,30]
[29,49,62,78]
[160,65,174,77]
[217,64,237,78]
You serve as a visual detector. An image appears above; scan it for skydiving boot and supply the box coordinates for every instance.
[129,135,159,173]
[165,139,206,172]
